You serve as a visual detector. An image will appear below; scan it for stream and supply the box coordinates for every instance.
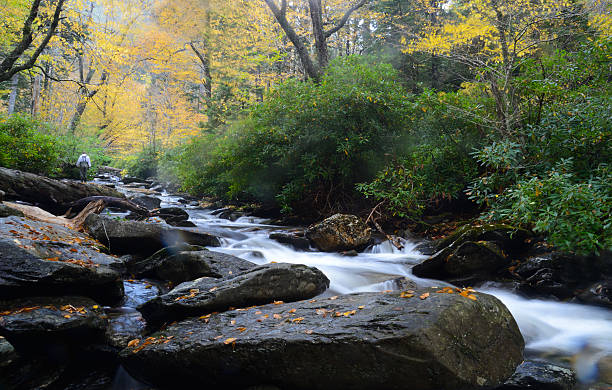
[107,180,612,388]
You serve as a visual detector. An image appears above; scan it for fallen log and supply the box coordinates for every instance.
[0,167,124,214]
[63,196,151,218]
[4,200,106,230]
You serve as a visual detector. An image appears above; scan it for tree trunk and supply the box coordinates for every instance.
[7,73,19,115]
[308,0,329,71]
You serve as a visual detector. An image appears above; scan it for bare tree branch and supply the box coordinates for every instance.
[324,0,368,38]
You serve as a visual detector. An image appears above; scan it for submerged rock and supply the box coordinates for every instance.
[122,289,523,390]
[84,214,220,256]
[306,214,371,252]
[0,239,124,305]
[138,263,329,327]
[128,246,256,284]
[494,360,576,390]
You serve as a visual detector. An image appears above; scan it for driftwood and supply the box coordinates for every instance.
[64,196,151,218]
[365,201,404,251]
[5,200,106,230]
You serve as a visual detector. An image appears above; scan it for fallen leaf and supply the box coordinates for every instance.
[224,338,237,345]
[63,314,71,319]
[273,314,282,319]
[255,311,262,315]
[288,308,296,313]
[237,327,247,332]
[329,296,338,300]
[304,330,313,334]
[214,335,223,340]
[209,287,218,292]
[291,317,304,323]
[273,301,284,305]
[230,320,236,325]
[419,293,430,300]
[358,305,365,309]
[127,339,140,347]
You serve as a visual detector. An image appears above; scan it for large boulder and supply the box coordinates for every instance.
[0,216,125,271]
[83,214,220,256]
[138,263,330,327]
[0,238,124,305]
[130,195,161,210]
[152,207,195,227]
[122,288,524,390]
[0,167,124,214]
[0,296,108,355]
[413,241,510,285]
[305,214,371,252]
[128,246,256,284]
[413,224,532,286]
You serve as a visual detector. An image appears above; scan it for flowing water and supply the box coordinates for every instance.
[107,181,612,388]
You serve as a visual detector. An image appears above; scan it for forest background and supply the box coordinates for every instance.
[0,0,610,255]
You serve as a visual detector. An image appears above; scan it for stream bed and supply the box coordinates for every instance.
[109,183,612,389]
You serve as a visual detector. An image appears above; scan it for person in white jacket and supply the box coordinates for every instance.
[76,152,91,182]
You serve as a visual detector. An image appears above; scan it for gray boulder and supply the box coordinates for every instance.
[306,214,371,252]
[138,263,329,327]
[0,296,107,354]
[122,288,524,390]
[84,214,220,256]
[128,246,256,284]
[0,239,124,305]
[130,195,161,210]
[269,232,310,250]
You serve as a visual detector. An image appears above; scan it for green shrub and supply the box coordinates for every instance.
[121,147,159,179]
[0,114,62,176]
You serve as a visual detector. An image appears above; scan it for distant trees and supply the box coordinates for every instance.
[264,0,369,81]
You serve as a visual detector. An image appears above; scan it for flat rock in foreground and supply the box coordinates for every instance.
[123,289,524,390]
[0,238,123,305]
[138,263,329,327]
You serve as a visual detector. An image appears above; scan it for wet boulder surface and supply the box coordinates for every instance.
[84,214,221,256]
[306,214,371,252]
[128,245,256,284]
[0,238,124,305]
[138,263,330,327]
[122,288,523,390]
[0,296,108,355]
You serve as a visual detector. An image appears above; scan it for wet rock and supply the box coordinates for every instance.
[121,177,151,185]
[0,296,108,355]
[494,360,576,390]
[413,240,510,285]
[138,263,329,327]
[516,250,612,301]
[0,167,124,214]
[212,207,243,221]
[0,337,17,368]
[0,216,125,271]
[122,280,161,309]
[122,289,523,390]
[0,204,23,218]
[152,207,192,227]
[130,196,161,211]
[575,280,612,309]
[306,214,371,252]
[105,310,147,350]
[128,246,256,284]
[0,238,124,305]
[269,232,310,250]
[83,214,220,256]
[0,356,66,390]
[433,224,532,254]
[389,276,419,291]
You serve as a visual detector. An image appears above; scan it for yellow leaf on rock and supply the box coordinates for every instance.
[419,293,430,300]
[127,339,140,347]
[224,338,237,345]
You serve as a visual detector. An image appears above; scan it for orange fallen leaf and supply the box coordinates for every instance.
[288,308,296,313]
[273,301,284,305]
[230,320,236,325]
[291,317,304,323]
[214,335,223,340]
[224,337,237,345]
[273,314,282,319]
[329,296,338,300]
[127,339,140,347]
[63,314,71,319]
[400,292,414,298]
[237,327,247,332]
[69,248,78,252]
[255,311,262,315]
[358,305,365,309]
[419,293,430,300]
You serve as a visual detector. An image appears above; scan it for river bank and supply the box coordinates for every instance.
[0,168,610,389]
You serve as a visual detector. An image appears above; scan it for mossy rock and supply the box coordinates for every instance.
[434,224,532,254]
